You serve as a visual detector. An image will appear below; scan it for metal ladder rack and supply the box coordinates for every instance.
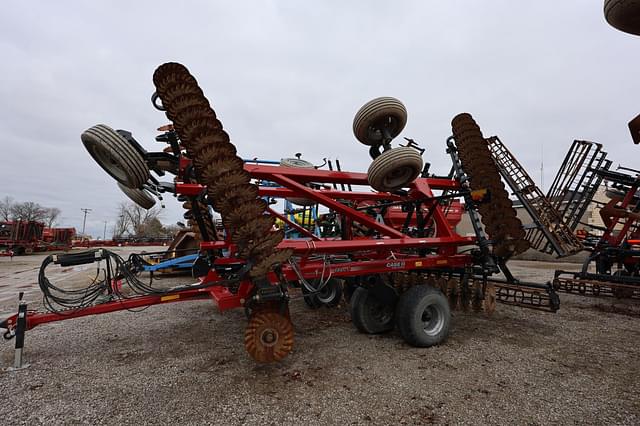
[486,136,583,257]
[545,140,611,235]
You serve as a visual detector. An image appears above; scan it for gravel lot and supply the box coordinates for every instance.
[1,249,639,425]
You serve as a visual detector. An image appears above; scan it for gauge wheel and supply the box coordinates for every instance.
[81,124,150,189]
[353,97,407,146]
[280,157,316,206]
[367,146,423,192]
[605,0,640,35]
[117,182,156,209]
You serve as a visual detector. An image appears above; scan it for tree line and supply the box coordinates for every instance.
[0,196,61,227]
[1,196,181,239]
[113,202,179,239]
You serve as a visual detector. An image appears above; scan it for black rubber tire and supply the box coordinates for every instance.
[367,147,423,192]
[350,286,395,334]
[279,157,316,206]
[81,124,150,189]
[396,285,450,347]
[117,182,156,209]
[353,97,407,146]
[302,278,343,308]
[605,0,640,36]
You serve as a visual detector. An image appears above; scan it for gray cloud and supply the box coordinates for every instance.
[1,1,638,237]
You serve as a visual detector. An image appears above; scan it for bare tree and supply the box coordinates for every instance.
[114,202,163,238]
[43,207,61,228]
[163,224,181,237]
[10,201,47,222]
[0,196,13,221]
[113,210,131,238]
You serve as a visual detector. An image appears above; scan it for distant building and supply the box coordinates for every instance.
[456,185,611,239]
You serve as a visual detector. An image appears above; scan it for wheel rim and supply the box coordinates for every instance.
[367,296,393,325]
[366,116,402,142]
[316,283,337,304]
[90,143,128,182]
[383,165,414,188]
[421,304,446,337]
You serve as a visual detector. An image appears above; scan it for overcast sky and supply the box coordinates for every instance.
[1,1,638,238]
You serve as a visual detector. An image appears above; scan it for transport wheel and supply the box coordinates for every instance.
[350,286,395,334]
[302,278,343,308]
[396,285,450,347]
[244,310,294,363]
[24,247,33,255]
[81,124,150,189]
[367,147,423,192]
[605,0,640,35]
[117,182,156,209]
[353,97,407,146]
[280,157,316,206]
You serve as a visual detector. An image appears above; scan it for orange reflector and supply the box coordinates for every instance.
[471,188,489,202]
[160,295,180,302]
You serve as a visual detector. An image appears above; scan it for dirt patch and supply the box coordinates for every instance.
[0,254,639,424]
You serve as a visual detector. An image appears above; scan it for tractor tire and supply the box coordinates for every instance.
[605,0,640,36]
[353,97,407,146]
[396,285,450,347]
[302,278,343,308]
[81,124,150,189]
[117,182,156,209]
[367,147,423,192]
[280,157,316,206]
[350,286,395,334]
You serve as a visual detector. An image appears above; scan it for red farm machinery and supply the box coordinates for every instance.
[0,221,74,256]
[2,63,561,366]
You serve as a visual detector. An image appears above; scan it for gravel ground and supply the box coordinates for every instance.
[1,251,639,425]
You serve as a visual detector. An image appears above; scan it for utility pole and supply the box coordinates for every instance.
[80,208,92,237]
[103,221,107,240]
[540,144,544,191]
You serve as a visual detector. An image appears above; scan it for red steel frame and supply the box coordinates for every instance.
[1,163,477,335]
[599,180,640,247]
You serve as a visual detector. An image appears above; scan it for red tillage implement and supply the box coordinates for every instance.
[2,63,557,366]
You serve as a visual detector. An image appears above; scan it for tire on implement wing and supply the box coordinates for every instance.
[81,124,149,189]
[117,182,156,209]
[367,146,423,192]
[353,97,407,146]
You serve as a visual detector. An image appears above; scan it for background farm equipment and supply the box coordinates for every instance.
[553,159,640,299]
[2,63,561,367]
[0,221,75,255]
[475,110,640,300]
[547,110,640,299]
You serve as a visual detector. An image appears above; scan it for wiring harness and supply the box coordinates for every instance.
[38,249,237,314]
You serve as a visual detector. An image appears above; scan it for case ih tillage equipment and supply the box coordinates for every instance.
[2,63,559,366]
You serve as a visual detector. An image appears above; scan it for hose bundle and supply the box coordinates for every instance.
[38,249,237,313]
